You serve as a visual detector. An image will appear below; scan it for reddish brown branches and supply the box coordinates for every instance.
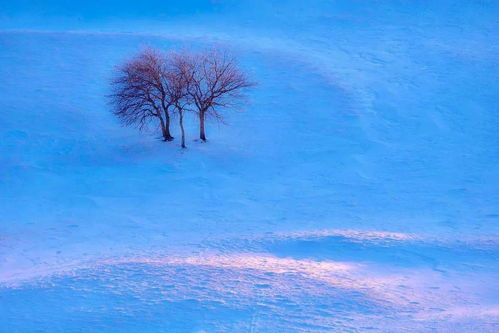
[188,49,255,141]
[109,49,175,141]
[108,47,254,148]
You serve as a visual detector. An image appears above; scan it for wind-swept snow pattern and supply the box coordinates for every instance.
[1,1,498,332]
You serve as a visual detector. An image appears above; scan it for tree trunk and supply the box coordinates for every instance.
[158,116,169,141]
[179,110,186,149]
[159,111,174,141]
[163,115,174,141]
[199,111,207,142]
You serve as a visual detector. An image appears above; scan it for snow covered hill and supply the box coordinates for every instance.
[1,1,498,332]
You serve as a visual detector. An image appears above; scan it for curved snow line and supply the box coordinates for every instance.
[278,229,417,242]
[0,28,364,107]
[0,252,459,310]
[0,253,355,286]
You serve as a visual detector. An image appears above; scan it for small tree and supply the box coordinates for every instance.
[109,49,175,141]
[109,47,254,148]
[188,49,254,142]
[166,52,194,149]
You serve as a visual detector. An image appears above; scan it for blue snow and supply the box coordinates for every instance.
[0,1,498,332]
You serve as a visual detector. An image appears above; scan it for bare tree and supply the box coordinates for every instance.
[108,48,175,141]
[109,47,254,147]
[188,49,254,142]
[166,52,194,149]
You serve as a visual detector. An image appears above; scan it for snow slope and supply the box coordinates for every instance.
[0,1,498,332]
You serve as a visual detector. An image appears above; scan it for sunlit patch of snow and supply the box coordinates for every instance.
[117,253,355,273]
[0,251,478,308]
[101,253,477,308]
[1,0,498,331]
[2,251,496,331]
[0,257,389,332]
[279,229,417,242]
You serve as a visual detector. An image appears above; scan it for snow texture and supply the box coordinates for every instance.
[0,1,498,332]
